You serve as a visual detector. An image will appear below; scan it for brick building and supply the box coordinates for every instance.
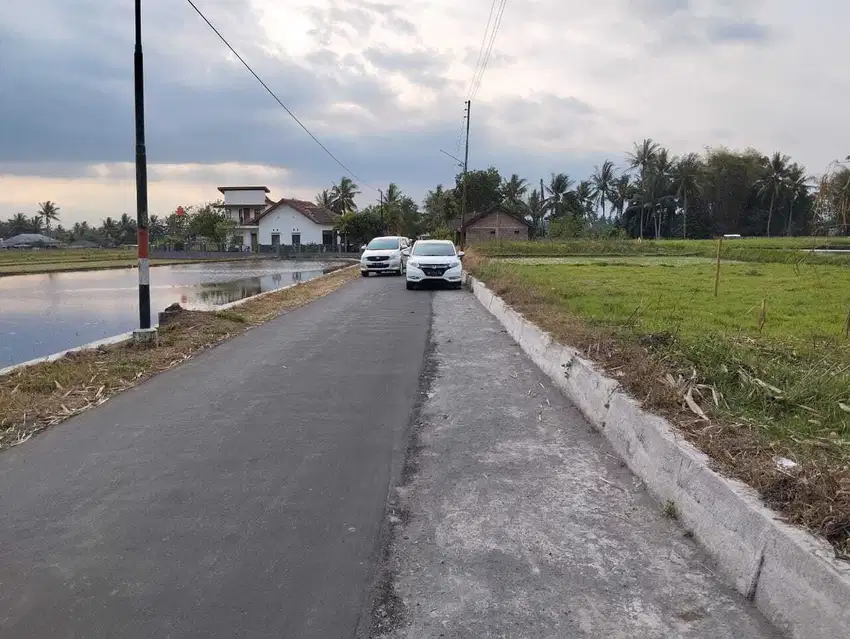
[453,205,533,245]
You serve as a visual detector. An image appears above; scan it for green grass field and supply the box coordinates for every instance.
[478,257,850,442]
[472,241,850,553]
[478,237,850,266]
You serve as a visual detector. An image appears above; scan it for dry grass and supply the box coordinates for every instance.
[467,250,850,559]
[0,265,359,451]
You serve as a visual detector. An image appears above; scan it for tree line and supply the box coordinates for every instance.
[0,201,235,248]
[319,141,850,243]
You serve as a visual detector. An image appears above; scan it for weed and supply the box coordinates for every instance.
[663,500,678,520]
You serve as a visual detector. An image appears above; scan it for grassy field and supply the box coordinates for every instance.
[478,237,850,266]
[0,249,239,276]
[469,241,850,556]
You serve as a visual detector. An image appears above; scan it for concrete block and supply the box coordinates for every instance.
[472,279,494,310]
[517,321,552,366]
[501,307,525,342]
[132,328,159,346]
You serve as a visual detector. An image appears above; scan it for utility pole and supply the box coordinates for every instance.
[378,189,384,232]
[460,100,470,249]
[133,0,155,343]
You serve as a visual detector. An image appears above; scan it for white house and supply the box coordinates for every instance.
[217,186,337,251]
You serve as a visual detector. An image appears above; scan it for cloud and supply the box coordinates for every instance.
[1,0,850,226]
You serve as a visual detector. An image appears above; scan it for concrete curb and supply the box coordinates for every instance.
[1,265,358,378]
[468,276,850,639]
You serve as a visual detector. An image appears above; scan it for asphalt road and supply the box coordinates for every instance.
[0,274,430,638]
[0,274,779,638]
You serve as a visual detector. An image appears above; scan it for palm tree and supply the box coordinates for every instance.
[10,212,29,234]
[315,189,334,209]
[501,174,528,209]
[100,217,118,245]
[648,149,675,239]
[545,173,574,219]
[590,160,616,219]
[755,152,791,237]
[525,190,546,236]
[610,175,633,221]
[30,216,45,233]
[785,164,809,236]
[672,153,702,238]
[330,177,360,214]
[384,182,402,206]
[571,181,596,218]
[149,215,166,242]
[627,139,660,239]
[37,201,60,234]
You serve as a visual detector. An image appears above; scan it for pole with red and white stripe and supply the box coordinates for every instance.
[134,0,151,330]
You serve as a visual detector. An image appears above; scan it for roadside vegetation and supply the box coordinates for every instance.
[0,265,359,451]
[467,240,850,558]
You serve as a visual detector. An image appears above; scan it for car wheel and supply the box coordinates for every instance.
[406,281,415,290]
[361,271,369,277]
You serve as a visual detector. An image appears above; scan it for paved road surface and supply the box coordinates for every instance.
[0,276,778,637]
[0,275,430,638]
[374,291,777,637]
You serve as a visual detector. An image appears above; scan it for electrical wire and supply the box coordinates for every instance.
[468,0,508,103]
[464,0,498,102]
[185,0,377,191]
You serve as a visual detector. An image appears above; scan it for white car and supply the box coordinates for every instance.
[404,240,464,290]
[360,236,409,276]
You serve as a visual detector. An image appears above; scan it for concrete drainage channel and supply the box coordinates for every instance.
[466,274,850,639]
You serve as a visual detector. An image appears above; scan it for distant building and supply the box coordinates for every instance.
[216,186,337,252]
[449,204,533,244]
[0,233,61,249]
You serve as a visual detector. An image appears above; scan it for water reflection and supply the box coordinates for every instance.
[0,260,342,367]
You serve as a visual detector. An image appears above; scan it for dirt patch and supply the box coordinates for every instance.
[467,251,850,560]
[0,265,359,451]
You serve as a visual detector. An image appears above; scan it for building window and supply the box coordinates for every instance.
[490,230,496,234]
[322,230,334,247]
[514,230,521,234]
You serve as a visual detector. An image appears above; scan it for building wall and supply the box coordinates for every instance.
[258,205,334,245]
[221,189,268,207]
[465,210,530,244]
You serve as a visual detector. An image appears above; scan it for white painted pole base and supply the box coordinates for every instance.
[132,327,159,346]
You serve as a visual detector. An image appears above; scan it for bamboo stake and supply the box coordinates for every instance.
[714,236,723,297]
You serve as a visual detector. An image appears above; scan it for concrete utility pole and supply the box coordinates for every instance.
[460,100,470,249]
[133,0,155,344]
[378,189,384,232]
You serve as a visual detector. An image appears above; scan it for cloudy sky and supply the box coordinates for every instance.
[1,0,848,225]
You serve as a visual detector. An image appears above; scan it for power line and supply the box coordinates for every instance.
[465,0,499,102]
[469,0,508,103]
[184,0,377,191]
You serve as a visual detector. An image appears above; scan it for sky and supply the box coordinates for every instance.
[1,0,849,226]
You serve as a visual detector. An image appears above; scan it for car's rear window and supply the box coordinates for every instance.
[366,238,399,250]
[412,243,456,256]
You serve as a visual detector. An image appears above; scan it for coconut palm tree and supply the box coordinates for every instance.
[784,164,809,236]
[627,139,660,239]
[37,201,60,233]
[590,160,616,219]
[755,152,791,237]
[671,153,702,238]
[315,189,334,209]
[525,189,546,236]
[330,177,360,214]
[571,181,596,218]
[501,174,528,209]
[610,175,633,221]
[648,149,675,239]
[9,212,30,234]
[545,173,574,219]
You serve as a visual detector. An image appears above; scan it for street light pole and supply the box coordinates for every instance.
[379,188,384,232]
[460,100,470,250]
[134,0,154,341]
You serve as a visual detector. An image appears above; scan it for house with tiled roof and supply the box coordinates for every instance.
[216,186,338,251]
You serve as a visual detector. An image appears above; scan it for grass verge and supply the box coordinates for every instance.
[0,265,359,451]
[465,250,850,558]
